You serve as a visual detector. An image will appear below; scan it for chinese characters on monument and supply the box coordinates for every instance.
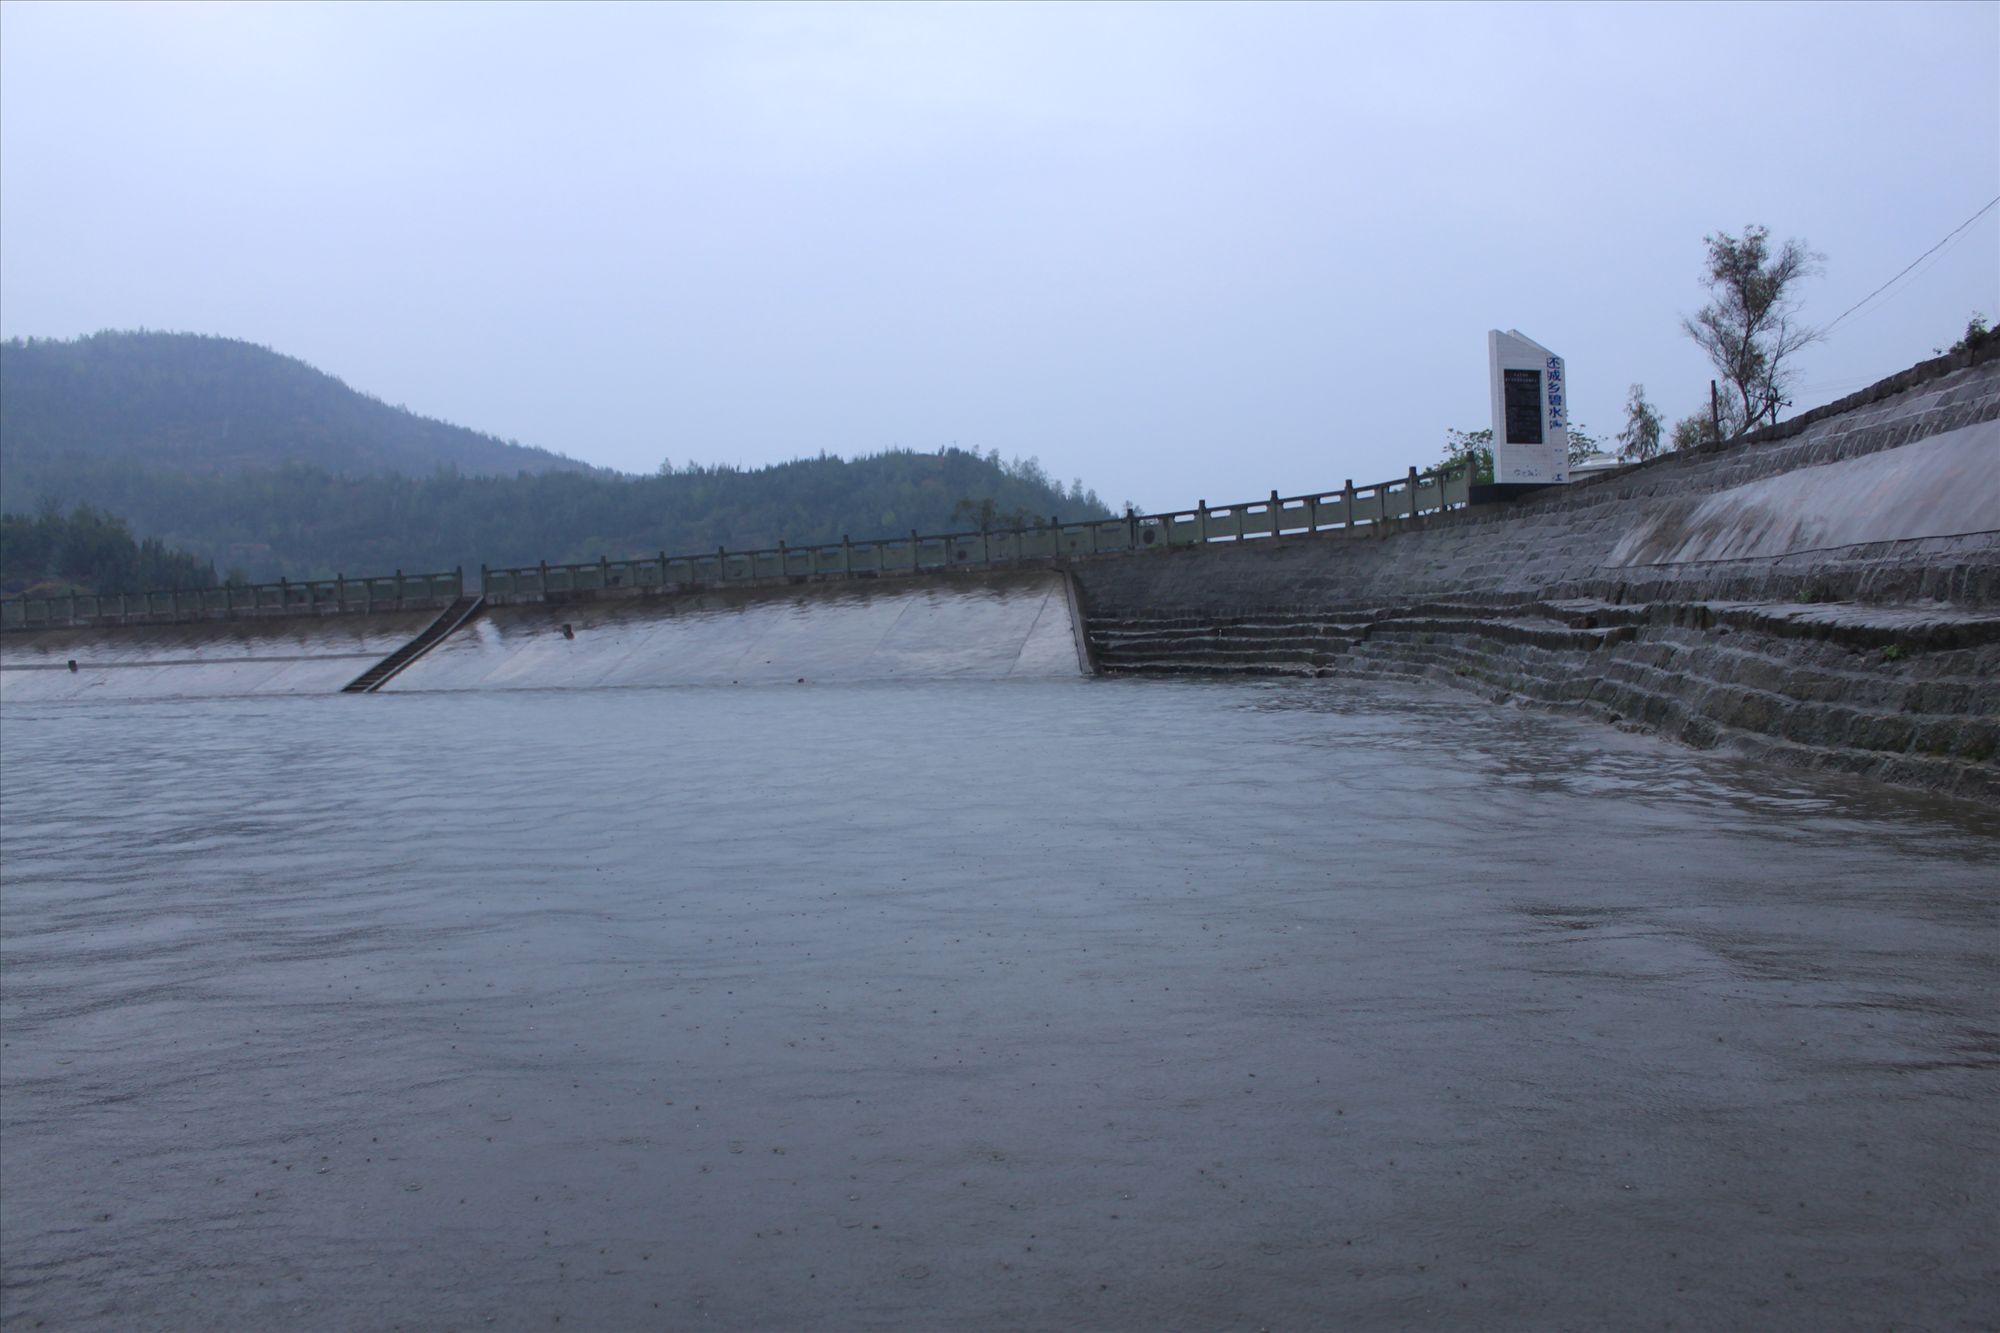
[1487,329,1570,484]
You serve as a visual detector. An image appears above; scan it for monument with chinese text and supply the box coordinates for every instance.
[1487,329,1570,485]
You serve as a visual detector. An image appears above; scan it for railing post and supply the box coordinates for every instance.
[1407,466,1420,519]
[1197,501,1208,543]
[1343,480,1356,534]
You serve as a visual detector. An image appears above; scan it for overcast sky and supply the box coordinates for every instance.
[2,1,1995,510]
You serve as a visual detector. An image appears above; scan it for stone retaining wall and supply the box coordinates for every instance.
[1071,346,2000,800]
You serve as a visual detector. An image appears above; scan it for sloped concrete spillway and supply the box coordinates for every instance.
[0,611,442,703]
[388,569,1086,691]
[0,570,1086,702]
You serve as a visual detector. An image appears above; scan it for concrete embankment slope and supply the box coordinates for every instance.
[1074,347,2000,798]
[0,612,441,702]
[0,569,1085,701]
[386,569,1083,690]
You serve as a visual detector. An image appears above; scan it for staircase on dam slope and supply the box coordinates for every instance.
[1086,604,1640,678]
[342,595,484,693]
[1088,610,1376,676]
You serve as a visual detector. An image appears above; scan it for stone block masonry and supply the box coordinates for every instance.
[1070,344,2000,800]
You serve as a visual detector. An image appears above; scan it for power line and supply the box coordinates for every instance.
[1822,195,2000,336]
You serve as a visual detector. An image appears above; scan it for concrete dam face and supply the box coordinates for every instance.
[0,570,1086,702]
[388,570,1085,691]
[0,610,443,703]
[1604,420,1995,568]
[2,343,1994,794]
[1069,346,2000,798]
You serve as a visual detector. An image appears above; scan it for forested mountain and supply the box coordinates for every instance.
[0,331,596,482]
[0,331,1109,584]
[13,449,1107,582]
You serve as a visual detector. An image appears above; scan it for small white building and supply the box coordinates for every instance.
[1568,451,1629,479]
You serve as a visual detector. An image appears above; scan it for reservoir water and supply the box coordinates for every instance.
[2,678,1995,1329]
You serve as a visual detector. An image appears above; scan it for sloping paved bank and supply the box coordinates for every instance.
[384,569,1084,690]
[1072,346,2000,800]
[0,570,1087,700]
[0,610,443,702]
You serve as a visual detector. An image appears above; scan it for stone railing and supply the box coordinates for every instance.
[0,461,1474,624]
[0,569,465,631]
[481,463,1474,598]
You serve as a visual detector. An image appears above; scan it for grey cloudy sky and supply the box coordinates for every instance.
[2,1,1995,511]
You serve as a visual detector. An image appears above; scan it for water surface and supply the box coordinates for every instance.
[2,680,1994,1329]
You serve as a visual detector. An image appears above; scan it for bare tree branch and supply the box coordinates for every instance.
[1684,226,1824,434]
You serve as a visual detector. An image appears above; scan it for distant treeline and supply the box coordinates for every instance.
[4,448,1110,584]
[1,504,217,598]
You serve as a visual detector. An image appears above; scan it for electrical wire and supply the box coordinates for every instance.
[1821,196,2000,336]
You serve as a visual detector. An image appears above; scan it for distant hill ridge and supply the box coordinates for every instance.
[0,330,1108,581]
[0,330,597,481]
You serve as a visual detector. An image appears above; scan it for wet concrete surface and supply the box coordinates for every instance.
[0,612,439,702]
[1,681,1995,1329]
[1608,419,2000,568]
[0,571,1082,706]
[391,571,1083,692]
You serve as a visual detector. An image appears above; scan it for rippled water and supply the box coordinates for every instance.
[3,680,1995,1330]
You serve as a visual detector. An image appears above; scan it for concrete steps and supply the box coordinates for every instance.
[342,595,484,693]
[1085,604,1629,678]
[1084,599,1999,797]
[1088,612,1369,676]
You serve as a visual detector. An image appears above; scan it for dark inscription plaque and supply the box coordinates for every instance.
[1503,368,1544,444]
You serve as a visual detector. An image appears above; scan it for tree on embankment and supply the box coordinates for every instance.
[1681,224,1823,439]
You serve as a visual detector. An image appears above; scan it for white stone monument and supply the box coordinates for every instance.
[1487,329,1570,485]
